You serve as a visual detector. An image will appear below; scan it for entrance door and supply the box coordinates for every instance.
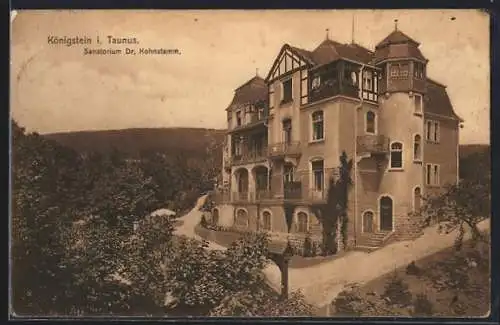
[363,211,374,233]
[379,196,393,231]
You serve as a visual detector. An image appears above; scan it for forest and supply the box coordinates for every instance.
[10,120,312,316]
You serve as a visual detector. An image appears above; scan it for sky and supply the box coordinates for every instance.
[10,9,490,144]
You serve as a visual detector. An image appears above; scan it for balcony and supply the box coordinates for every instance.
[213,190,231,204]
[231,147,268,166]
[268,142,301,158]
[356,135,390,156]
[232,191,250,202]
[231,112,267,132]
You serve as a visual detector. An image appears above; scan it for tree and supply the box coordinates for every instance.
[313,151,353,255]
[422,179,490,250]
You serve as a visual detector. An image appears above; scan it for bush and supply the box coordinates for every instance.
[332,285,367,316]
[412,293,434,316]
[382,273,413,307]
[406,261,422,276]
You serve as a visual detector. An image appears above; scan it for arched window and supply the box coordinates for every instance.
[235,209,248,227]
[297,212,308,233]
[312,111,324,141]
[362,210,374,233]
[262,211,272,231]
[413,187,422,212]
[366,111,376,134]
[390,142,403,169]
[413,135,422,161]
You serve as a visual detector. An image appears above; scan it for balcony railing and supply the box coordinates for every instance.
[213,190,231,204]
[231,147,268,166]
[356,135,390,155]
[227,168,338,204]
[268,142,301,158]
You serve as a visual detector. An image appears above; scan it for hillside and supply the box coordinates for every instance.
[459,144,490,160]
[43,127,226,158]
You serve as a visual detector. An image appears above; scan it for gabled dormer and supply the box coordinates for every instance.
[374,27,428,95]
[265,44,314,108]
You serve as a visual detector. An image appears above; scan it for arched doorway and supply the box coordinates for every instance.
[234,168,249,201]
[379,196,393,231]
[212,208,219,226]
[253,165,269,199]
[362,210,374,233]
[413,187,422,213]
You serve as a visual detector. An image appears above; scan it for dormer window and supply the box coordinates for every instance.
[236,111,242,126]
[281,78,293,104]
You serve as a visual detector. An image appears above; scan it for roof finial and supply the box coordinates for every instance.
[394,19,398,31]
[256,68,259,77]
[326,28,330,40]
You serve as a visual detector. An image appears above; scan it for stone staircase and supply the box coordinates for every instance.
[355,231,393,252]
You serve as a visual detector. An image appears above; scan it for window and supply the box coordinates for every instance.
[414,62,424,79]
[426,164,440,186]
[390,64,399,77]
[311,76,321,90]
[414,94,423,114]
[426,120,440,143]
[400,63,409,78]
[366,111,376,134]
[282,78,293,103]
[390,142,403,169]
[363,70,373,91]
[236,111,242,126]
[262,211,272,231]
[282,119,292,144]
[297,212,308,233]
[283,163,294,183]
[413,187,422,212]
[312,160,324,191]
[351,71,358,86]
[413,134,422,161]
[312,111,324,141]
[433,121,440,143]
[235,209,248,227]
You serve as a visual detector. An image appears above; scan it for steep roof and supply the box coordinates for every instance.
[226,76,267,110]
[291,39,374,67]
[375,30,420,49]
[425,78,463,122]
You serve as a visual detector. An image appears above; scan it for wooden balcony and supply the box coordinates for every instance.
[268,142,301,158]
[356,135,390,156]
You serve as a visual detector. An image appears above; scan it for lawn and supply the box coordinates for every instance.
[329,238,491,317]
[194,224,339,269]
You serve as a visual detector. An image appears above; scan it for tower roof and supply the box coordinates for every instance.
[375,30,420,50]
[373,29,426,63]
[226,76,267,110]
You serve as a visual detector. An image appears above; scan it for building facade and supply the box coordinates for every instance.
[214,27,463,250]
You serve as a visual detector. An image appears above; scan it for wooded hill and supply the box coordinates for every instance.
[44,127,226,159]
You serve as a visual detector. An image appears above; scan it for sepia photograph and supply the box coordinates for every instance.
[10,9,491,318]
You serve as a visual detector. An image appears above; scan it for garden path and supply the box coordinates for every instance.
[176,195,490,307]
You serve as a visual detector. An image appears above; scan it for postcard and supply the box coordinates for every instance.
[10,9,491,318]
